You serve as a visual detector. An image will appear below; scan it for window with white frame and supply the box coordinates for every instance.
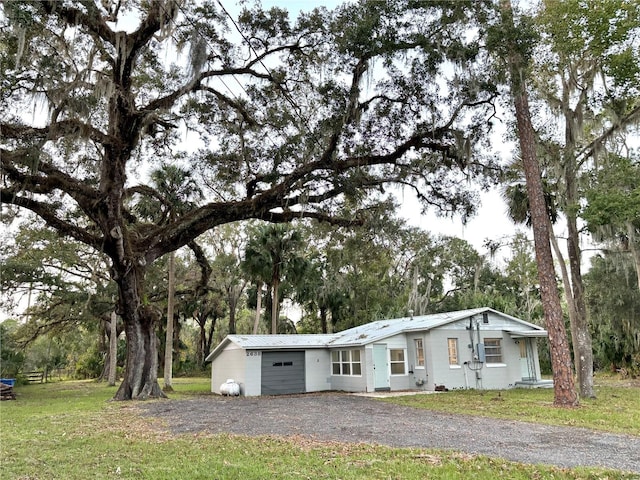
[389,349,406,375]
[331,349,362,376]
[484,338,503,363]
[447,338,459,366]
[414,339,425,368]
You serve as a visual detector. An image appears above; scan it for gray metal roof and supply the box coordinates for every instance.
[206,307,546,362]
[205,334,338,361]
[223,334,339,349]
[328,308,494,346]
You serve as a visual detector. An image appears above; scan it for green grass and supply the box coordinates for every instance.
[163,376,214,396]
[1,378,638,479]
[382,380,640,436]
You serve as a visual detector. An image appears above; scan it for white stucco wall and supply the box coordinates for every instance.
[428,327,473,390]
[330,373,368,392]
[328,347,368,392]
[305,349,332,392]
[422,332,435,391]
[211,345,246,394]
[406,334,429,391]
[427,314,534,390]
[243,351,262,396]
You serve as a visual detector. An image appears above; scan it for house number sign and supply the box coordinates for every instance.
[246,351,261,357]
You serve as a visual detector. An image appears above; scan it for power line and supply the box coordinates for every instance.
[215,0,326,156]
[157,0,283,151]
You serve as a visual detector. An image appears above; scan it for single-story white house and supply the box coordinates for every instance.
[206,307,552,396]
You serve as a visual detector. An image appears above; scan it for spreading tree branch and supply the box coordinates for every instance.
[0,190,103,250]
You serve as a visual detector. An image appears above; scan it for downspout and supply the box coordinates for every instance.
[463,362,469,389]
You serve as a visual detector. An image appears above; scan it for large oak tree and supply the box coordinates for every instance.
[1,0,497,399]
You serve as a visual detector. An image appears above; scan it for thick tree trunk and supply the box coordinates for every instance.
[550,223,595,398]
[561,75,595,399]
[549,228,583,379]
[516,95,577,407]
[548,226,581,371]
[501,0,577,407]
[114,266,166,401]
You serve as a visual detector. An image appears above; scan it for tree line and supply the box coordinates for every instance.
[2,214,638,387]
[1,218,546,380]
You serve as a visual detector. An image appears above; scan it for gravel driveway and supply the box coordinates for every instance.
[139,392,640,473]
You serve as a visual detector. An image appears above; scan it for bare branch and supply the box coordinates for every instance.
[1,150,100,209]
[139,65,276,114]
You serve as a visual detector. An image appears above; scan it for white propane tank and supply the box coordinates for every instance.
[220,379,240,396]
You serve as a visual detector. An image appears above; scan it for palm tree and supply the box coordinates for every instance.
[296,254,340,334]
[241,231,271,334]
[242,224,308,334]
[135,164,202,391]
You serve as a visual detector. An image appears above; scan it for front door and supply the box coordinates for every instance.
[519,339,535,381]
[373,344,390,391]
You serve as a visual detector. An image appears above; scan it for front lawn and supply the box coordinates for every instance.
[382,376,640,436]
